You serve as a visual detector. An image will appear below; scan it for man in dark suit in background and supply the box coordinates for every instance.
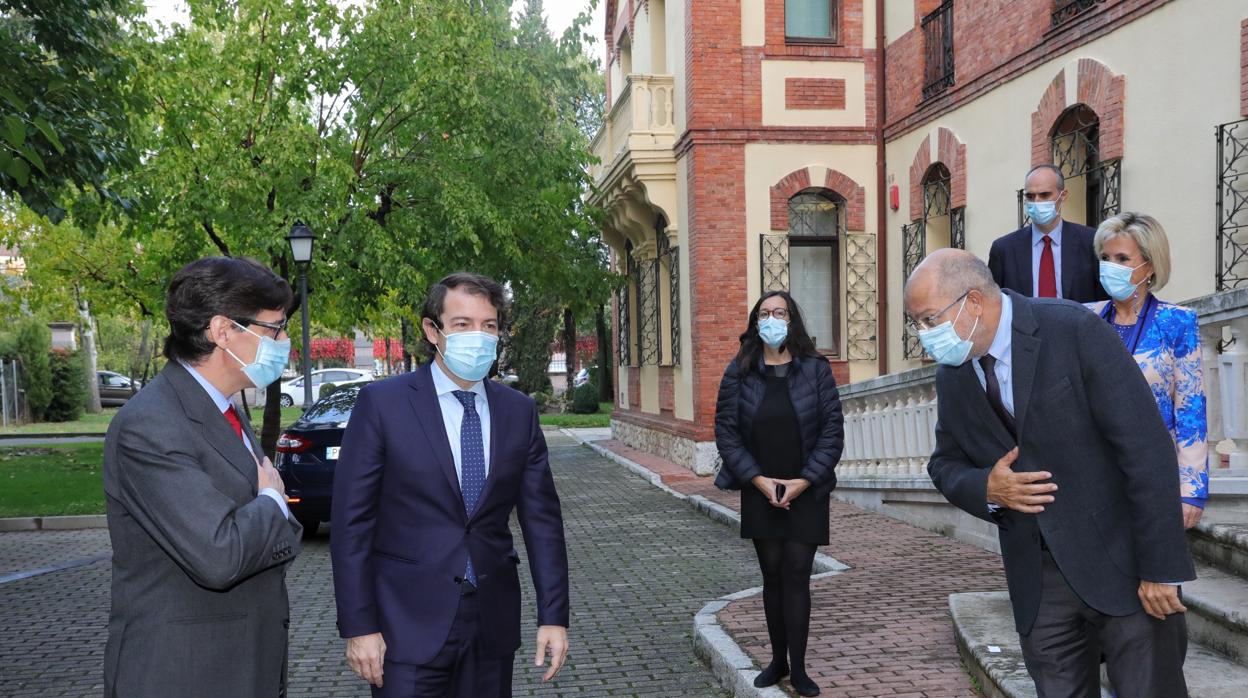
[332,272,570,697]
[103,257,303,697]
[988,164,1108,302]
[904,249,1193,697]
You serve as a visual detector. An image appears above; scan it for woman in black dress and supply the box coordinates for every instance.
[713,290,844,697]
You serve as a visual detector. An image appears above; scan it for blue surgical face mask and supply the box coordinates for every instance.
[1024,200,1059,226]
[438,329,499,383]
[917,298,979,367]
[757,316,789,349]
[1099,260,1147,301]
[226,323,291,390]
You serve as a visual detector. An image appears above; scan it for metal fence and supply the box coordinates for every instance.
[0,358,25,427]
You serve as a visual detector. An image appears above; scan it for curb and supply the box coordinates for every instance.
[562,429,851,697]
[0,515,107,532]
[0,432,106,440]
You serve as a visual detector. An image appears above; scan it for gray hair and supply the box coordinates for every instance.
[903,249,1000,304]
[1025,164,1066,191]
[1094,212,1171,291]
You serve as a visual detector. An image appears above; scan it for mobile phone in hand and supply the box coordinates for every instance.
[775,483,786,501]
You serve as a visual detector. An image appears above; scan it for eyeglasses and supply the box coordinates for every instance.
[905,290,970,333]
[234,316,289,339]
[757,308,789,321]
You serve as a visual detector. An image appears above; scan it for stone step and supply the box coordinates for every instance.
[1189,519,1248,578]
[951,591,1248,698]
[1186,563,1248,665]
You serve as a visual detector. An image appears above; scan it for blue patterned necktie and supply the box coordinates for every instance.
[454,390,485,584]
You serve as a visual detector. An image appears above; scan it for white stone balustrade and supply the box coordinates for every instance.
[838,366,938,481]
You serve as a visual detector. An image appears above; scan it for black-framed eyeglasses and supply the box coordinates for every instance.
[233,316,289,339]
[905,290,970,334]
[756,308,789,321]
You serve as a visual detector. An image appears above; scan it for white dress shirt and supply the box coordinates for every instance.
[971,292,1015,416]
[430,359,492,482]
[181,362,291,520]
[1030,220,1064,298]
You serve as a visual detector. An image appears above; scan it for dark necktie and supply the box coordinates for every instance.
[979,355,1017,438]
[1038,235,1057,298]
[454,390,486,585]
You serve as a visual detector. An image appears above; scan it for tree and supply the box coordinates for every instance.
[13,317,51,420]
[0,0,147,222]
[506,284,559,396]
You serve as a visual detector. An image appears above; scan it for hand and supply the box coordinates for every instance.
[750,476,786,509]
[1182,503,1204,530]
[534,625,568,682]
[985,448,1057,514]
[775,478,811,508]
[257,457,285,496]
[346,633,386,687]
[1138,581,1187,620]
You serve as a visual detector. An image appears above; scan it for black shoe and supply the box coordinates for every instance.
[790,671,820,696]
[753,661,789,688]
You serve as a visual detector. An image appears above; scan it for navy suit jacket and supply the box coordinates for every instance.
[987,220,1108,303]
[330,362,569,664]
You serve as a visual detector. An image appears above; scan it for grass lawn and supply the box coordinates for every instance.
[0,409,118,435]
[539,403,614,429]
[0,443,106,517]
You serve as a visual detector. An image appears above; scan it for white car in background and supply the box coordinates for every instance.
[279,368,372,407]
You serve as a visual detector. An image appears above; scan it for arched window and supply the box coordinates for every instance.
[1018,103,1121,227]
[787,189,843,355]
[902,163,965,359]
[655,217,680,365]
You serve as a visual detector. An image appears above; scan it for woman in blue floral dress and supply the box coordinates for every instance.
[1086,212,1208,528]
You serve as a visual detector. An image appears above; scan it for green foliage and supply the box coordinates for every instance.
[569,382,599,414]
[45,348,86,421]
[13,318,51,420]
[0,0,148,221]
[318,382,338,399]
[531,390,552,413]
[507,285,558,396]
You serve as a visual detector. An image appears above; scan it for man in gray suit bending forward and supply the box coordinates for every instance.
[904,249,1194,697]
[103,257,303,697]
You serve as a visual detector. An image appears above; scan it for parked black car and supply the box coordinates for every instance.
[274,384,361,536]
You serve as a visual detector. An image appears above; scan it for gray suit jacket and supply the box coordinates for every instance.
[928,292,1195,635]
[102,361,301,697]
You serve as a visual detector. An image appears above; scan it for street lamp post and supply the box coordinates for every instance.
[286,222,315,410]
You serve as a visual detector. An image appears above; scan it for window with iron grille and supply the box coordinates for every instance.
[921,0,954,101]
[1051,0,1105,27]
[1016,104,1121,228]
[1217,118,1248,291]
[656,222,681,366]
[785,0,839,44]
[787,189,842,356]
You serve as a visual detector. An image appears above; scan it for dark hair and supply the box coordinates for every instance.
[420,272,509,354]
[163,257,293,363]
[1025,163,1065,191]
[734,290,822,375]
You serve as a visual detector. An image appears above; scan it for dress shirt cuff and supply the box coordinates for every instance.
[1181,497,1206,510]
[259,488,292,520]
[987,502,1002,513]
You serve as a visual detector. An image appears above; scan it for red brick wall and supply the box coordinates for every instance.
[770,168,867,232]
[907,127,967,221]
[769,168,812,229]
[658,366,675,416]
[1029,58,1125,165]
[1240,18,1247,116]
[785,78,848,110]
[885,0,1170,140]
[627,367,640,409]
[764,0,866,57]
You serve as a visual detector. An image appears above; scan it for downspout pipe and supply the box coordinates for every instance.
[875,0,889,376]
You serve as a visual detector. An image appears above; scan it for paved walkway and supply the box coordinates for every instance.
[595,438,1008,697]
[0,432,760,696]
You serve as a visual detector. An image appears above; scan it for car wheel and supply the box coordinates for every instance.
[295,511,321,538]
[280,394,294,407]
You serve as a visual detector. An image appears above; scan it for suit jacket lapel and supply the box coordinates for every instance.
[407,365,465,510]
[1059,222,1078,299]
[164,362,259,490]
[955,365,1015,451]
[1009,294,1042,436]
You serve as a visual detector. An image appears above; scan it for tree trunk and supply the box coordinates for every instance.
[131,318,152,391]
[77,294,102,413]
[595,304,612,403]
[401,317,413,372]
[562,307,576,393]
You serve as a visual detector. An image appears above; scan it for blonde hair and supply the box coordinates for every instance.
[1093,212,1171,292]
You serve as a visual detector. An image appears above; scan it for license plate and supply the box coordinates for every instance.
[326,446,340,460]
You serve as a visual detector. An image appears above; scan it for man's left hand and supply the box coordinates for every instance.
[1181,503,1204,530]
[775,478,811,508]
[534,625,568,682]
[1138,581,1187,620]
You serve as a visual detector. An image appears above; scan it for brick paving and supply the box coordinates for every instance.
[597,438,1008,698]
[0,432,760,697]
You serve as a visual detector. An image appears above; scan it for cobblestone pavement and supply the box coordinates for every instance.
[597,438,1006,698]
[0,432,761,697]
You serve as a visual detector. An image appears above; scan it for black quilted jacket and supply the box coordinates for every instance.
[713,354,844,499]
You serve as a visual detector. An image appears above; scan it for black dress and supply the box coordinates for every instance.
[739,364,830,545]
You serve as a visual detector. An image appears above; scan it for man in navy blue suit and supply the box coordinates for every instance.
[331,272,570,697]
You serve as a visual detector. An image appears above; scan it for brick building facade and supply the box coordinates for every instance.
[591,0,1248,473]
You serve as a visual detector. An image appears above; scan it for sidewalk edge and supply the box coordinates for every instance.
[0,515,107,532]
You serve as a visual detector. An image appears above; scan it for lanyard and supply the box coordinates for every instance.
[1100,293,1156,355]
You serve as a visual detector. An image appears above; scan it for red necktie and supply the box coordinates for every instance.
[223,405,244,440]
[1038,235,1057,298]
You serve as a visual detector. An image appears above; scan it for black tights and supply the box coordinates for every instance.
[753,538,817,675]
